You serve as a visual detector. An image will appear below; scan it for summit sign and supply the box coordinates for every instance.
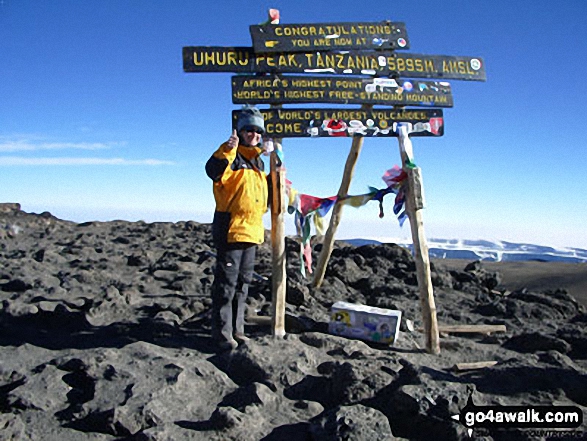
[183,46,486,81]
[232,75,453,107]
[250,21,409,53]
[183,13,486,353]
[232,108,444,138]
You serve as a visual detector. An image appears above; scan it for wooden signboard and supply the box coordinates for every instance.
[232,75,453,107]
[183,46,486,81]
[232,108,444,138]
[250,21,409,53]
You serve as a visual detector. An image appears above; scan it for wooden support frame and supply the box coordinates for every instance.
[312,134,365,288]
[397,123,440,355]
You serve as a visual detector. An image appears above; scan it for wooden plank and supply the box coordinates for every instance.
[250,21,409,53]
[183,46,486,81]
[434,324,507,334]
[232,75,453,107]
[246,314,272,326]
[231,108,444,138]
[454,361,498,371]
[313,135,364,288]
[397,123,440,355]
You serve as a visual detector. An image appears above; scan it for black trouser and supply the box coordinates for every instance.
[211,242,256,343]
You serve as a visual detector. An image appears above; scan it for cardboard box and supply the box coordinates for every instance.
[329,301,401,344]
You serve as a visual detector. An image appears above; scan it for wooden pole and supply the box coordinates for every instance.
[396,123,440,355]
[313,135,364,288]
[270,137,287,338]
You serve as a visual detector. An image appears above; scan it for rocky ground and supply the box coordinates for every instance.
[1,203,586,440]
[436,259,587,310]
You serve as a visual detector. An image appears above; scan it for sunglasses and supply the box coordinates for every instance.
[243,126,263,135]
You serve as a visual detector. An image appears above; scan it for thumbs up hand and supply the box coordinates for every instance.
[227,129,238,150]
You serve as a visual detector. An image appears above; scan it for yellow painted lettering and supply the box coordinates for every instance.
[205,52,215,65]
[192,52,204,66]
[326,54,337,69]
[227,51,237,66]
[316,54,325,68]
[387,56,396,71]
[237,51,249,66]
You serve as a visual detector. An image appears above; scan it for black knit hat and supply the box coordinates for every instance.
[236,105,265,134]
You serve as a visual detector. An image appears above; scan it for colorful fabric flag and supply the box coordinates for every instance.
[260,8,280,25]
[286,166,410,276]
[299,194,336,217]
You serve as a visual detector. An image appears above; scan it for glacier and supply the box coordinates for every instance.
[343,238,587,263]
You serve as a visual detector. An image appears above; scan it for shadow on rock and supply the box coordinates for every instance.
[0,309,219,354]
[461,365,587,406]
[260,422,312,440]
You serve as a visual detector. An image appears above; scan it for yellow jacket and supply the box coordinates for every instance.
[205,142,268,244]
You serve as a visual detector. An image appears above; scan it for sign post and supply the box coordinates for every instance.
[269,107,287,337]
[184,14,485,354]
[396,123,440,354]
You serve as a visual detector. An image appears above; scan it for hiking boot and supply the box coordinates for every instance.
[217,338,238,351]
[234,333,250,344]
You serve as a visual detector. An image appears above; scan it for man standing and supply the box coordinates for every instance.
[205,106,268,350]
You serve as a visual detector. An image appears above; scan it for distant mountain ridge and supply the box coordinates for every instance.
[343,238,587,263]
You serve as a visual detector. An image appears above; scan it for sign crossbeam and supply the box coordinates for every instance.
[232,108,444,138]
[250,21,410,53]
[232,75,453,107]
[183,46,486,81]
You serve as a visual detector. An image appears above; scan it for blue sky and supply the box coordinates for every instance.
[1,0,586,249]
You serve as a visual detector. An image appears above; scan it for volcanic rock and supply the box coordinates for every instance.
[1,205,586,440]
